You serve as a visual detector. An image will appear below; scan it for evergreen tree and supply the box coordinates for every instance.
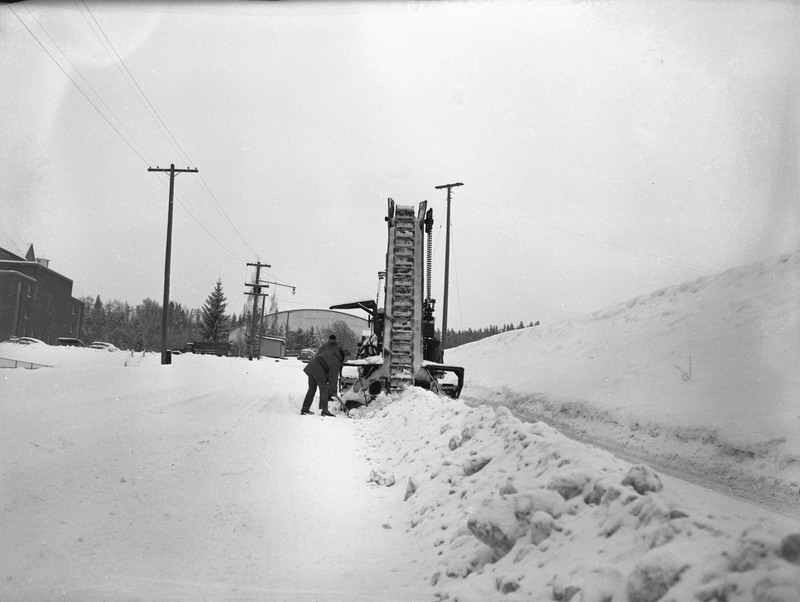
[81,295,105,342]
[290,327,306,350]
[265,291,280,334]
[79,294,205,352]
[326,320,359,358]
[199,279,229,342]
[132,298,159,351]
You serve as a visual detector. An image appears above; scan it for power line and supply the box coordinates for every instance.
[159,180,250,264]
[21,3,157,167]
[6,3,249,264]
[195,174,260,258]
[11,2,260,264]
[448,217,464,331]
[78,0,258,259]
[5,4,151,167]
[76,0,191,166]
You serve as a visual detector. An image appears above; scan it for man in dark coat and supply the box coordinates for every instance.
[300,335,345,417]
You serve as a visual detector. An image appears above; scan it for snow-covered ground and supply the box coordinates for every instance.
[1,250,799,601]
[450,250,800,517]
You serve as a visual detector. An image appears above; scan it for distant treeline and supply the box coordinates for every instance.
[79,295,241,352]
[80,280,538,353]
[80,296,194,351]
[441,321,540,350]
[79,279,362,355]
[80,279,240,352]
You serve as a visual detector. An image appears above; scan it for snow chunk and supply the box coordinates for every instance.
[463,455,492,476]
[622,464,663,495]
[404,477,418,501]
[367,469,395,487]
[579,566,624,602]
[529,510,555,545]
[752,568,800,602]
[467,498,527,556]
[514,488,567,520]
[499,477,518,496]
[780,533,800,565]
[726,523,782,572]
[551,574,581,602]
[584,479,612,505]
[547,468,596,500]
[495,575,520,594]
[626,545,690,602]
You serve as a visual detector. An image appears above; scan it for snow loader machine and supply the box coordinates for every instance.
[331,199,465,409]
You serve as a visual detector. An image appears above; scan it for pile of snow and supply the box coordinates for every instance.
[449,250,800,515]
[356,390,800,601]
[0,342,135,369]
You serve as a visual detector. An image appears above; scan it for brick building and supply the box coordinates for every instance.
[0,243,84,343]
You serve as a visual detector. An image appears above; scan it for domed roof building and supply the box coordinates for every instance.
[228,308,370,357]
[263,309,368,336]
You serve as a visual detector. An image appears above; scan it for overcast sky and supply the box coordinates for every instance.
[2,0,798,330]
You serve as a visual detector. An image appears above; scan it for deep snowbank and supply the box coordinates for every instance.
[448,250,800,516]
[357,390,800,601]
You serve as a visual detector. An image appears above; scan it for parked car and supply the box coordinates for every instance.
[57,337,84,347]
[183,341,232,356]
[89,341,119,352]
[16,337,47,345]
[297,348,316,363]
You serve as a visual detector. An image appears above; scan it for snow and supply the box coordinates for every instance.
[449,249,800,515]
[2,250,799,601]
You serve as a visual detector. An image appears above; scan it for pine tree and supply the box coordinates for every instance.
[82,295,105,342]
[266,290,280,334]
[199,279,229,342]
[327,320,359,357]
[308,326,320,349]
[268,290,279,315]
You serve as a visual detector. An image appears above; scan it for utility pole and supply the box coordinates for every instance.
[244,261,270,360]
[434,182,463,362]
[147,163,198,365]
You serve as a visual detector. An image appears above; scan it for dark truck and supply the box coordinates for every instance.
[183,341,233,356]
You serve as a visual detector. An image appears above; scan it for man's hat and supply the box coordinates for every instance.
[329,334,337,341]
